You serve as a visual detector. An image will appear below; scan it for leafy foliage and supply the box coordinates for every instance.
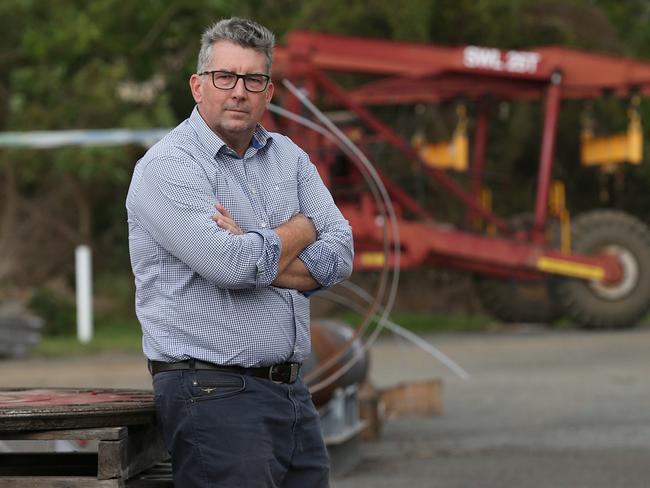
[2,0,650,322]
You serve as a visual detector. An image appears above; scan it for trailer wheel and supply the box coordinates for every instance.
[551,210,650,329]
[475,276,562,324]
[475,214,563,324]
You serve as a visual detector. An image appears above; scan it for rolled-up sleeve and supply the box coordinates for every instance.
[248,228,283,287]
[131,156,281,289]
[296,150,354,288]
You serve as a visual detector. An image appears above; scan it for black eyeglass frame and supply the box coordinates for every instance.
[198,70,271,93]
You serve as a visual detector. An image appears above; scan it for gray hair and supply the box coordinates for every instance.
[197,17,275,73]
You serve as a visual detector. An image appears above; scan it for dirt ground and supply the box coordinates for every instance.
[2,326,650,487]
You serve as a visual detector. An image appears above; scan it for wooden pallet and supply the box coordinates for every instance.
[0,388,170,487]
[0,423,169,487]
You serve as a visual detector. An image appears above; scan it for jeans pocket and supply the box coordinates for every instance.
[187,370,246,402]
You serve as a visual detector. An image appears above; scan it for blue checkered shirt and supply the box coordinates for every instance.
[126,107,353,367]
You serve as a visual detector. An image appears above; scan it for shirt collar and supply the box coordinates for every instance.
[252,125,272,150]
[188,106,226,156]
[188,106,273,158]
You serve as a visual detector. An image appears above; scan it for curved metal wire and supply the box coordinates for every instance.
[329,282,470,380]
[268,100,392,390]
[267,103,390,351]
[273,79,403,393]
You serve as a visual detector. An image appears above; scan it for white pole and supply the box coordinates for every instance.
[75,245,93,343]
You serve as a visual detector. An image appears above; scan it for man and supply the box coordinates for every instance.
[126,17,353,488]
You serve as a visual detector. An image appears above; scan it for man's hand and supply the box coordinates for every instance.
[273,213,317,276]
[272,258,319,291]
[211,206,317,286]
[212,203,243,235]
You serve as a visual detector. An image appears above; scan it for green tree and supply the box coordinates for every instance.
[2,0,650,314]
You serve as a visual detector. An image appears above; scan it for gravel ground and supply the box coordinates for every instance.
[2,326,650,487]
[333,326,650,488]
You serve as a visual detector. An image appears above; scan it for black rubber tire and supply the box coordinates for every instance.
[476,276,563,324]
[475,214,563,324]
[551,210,650,329]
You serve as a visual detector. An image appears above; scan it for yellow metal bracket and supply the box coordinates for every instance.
[581,96,643,168]
[537,256,604,281]
[548,180,571,253]
[479,186,496,235]
[414,104,469,171]
[359,251,385,267]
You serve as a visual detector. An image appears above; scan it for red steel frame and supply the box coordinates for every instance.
[272,31,650,284]
[468,100,489,229]
[533,72,562,243]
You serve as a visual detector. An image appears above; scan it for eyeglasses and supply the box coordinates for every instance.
[198,70,271,93]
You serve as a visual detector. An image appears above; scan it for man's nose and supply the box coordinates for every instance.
[231,77,247,96]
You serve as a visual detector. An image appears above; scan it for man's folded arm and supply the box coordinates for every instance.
[272,258,320,291]
[132,156,282,289]
[294,150,354,289]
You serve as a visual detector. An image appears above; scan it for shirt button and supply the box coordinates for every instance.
[251,189,257,194]
[260,222,267,228]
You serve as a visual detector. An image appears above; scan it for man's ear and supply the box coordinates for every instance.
[189,74,202,104]
[265,81,274,105]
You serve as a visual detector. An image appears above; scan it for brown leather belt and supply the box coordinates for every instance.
[148,359,301,384]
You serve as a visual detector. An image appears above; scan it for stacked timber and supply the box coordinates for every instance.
[0,303,43,358]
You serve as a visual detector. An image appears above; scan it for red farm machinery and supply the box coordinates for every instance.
[270,31,650,329]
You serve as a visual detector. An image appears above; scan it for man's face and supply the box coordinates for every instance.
[190,41,274,151]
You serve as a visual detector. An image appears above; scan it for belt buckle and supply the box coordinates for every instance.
[269,363,299,383]
[288,363,299,383]
[268,365,279,382]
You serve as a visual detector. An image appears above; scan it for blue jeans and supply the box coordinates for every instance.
[153,368,330,487]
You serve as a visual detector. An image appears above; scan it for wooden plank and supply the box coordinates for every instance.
[126,480,173,488]
[0,453,97,476]
[126,462,173,487]
[0,427,127,441]
[358,382,382,441]
[381,379,443,418]
[0,388,156,433]
[0,423,166,483]
[97,423,168,481]
[0,412,154,432]
[0,476,122,487]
